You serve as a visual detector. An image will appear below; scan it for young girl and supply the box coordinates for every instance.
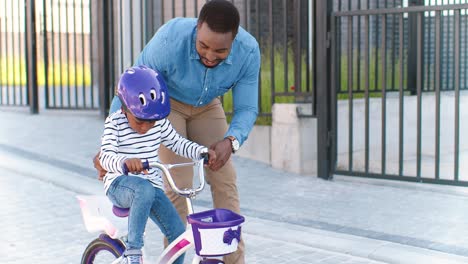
[99,65,215,264]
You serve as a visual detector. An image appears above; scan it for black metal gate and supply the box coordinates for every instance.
[0,0,97,112]
[330,1,468,185]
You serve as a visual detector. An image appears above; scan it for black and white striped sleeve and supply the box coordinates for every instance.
[160,119,207,160]
[99,116,126,174]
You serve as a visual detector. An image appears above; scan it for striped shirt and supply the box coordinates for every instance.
[99,110,207,193]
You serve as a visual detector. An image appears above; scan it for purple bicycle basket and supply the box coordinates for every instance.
[187,208,245,257]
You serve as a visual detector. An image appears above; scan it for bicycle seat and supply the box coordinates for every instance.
[112,206,129,218]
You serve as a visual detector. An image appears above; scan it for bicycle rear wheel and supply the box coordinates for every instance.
[81,234,125,264]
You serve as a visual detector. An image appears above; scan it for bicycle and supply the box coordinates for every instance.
[77,157,244,264]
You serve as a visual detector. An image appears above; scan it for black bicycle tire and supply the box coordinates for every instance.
[81,236,125,264]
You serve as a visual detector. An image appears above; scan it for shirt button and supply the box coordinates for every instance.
[199,102,203,105]
[205,87,208,91]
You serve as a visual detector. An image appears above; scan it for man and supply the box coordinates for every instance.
[95,1,260,263]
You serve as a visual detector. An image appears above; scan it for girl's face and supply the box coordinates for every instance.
[196,22,234,68]
[124,109,156,134]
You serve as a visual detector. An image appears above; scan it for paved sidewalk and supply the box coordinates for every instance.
[2,107,468,263]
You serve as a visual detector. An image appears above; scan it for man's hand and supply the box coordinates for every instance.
[93,151,107,181]
[208,138,232,171]
[202,149,217,167]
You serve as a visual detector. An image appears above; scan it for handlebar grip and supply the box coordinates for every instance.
[122,163,129,175]
[142,160,150,170]
[122,160,150,175]
[200,152,209,165]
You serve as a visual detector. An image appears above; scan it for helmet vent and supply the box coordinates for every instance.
[138,93,146,105]
[150,88,157,100]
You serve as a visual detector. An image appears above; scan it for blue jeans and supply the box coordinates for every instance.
[107,175,185,264]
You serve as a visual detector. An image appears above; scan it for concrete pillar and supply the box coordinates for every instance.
[271,103,317,175]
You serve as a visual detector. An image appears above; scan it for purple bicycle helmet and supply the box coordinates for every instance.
[117,65,170,121]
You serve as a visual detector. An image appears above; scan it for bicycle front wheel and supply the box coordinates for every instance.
[81,234,125,264]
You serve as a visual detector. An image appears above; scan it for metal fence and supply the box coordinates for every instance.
[103,0,315,119]
[0,0,97,110]
[332,2,468,185]
[0,0,315,119]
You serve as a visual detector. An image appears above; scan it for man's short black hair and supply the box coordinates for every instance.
[198,0,240,37]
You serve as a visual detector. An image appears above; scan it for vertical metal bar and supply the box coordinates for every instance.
[283,0,288,93]
[434,11,440,179]
[183,0,186,17]
[5,0,10,104]
[416,12,424,179]
[89,0,94,107]
[256,0,261,114]
[130,0,134,65]
[98,0,112,117]
[256,0,260,52]
[110,0,116,92]
[149,0,155,37]
[391,0,396,91]
[337,0,342,94]
[24,0,29,106]
[81,0,86,107]
[50,0,56,107]
[381,14,387,176]
[364,14,369,175]
[463,13,468,89]
[161,0,165,25]
[18,1,25,105]
[119,0,123,72]
[194,0,198,17]
[25,0,39,113]
[11,0,17,105]
[311,0,316,115]
[295,0,302,93]
[445,1,451,91]
[347,16,353,172]
[356,0,361,93]
[65,0,71,106]
[73,0,78,107]
[374,0,379,92]
[141,0,145,49]
[426,8,432,90]
[316,0,333,180]
[454,9,460,181]
[43,0,49,108]
[0,9,3,104]
[243,0,247,26]
[172,0,175,18]
[399,13,404,176]
[269,0,274,110]
[306,0,311,94]
[407,1,420,94]
[58,0,63,106]
[331,13,338,178]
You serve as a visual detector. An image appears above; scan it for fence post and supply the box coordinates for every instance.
[407,0,425,95]
[96,0,113,118]
[25,0,39,114]
[315,0,333,180]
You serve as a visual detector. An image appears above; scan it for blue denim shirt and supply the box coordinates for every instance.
[111,18,260,145]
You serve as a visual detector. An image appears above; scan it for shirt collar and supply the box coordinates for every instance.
[190,25,233,66]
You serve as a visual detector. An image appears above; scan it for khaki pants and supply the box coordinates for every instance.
[160,98,245,264]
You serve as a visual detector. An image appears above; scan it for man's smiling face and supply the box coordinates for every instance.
[195,22,234,68]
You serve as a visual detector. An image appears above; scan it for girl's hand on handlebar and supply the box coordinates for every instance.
[123,158,148,175]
